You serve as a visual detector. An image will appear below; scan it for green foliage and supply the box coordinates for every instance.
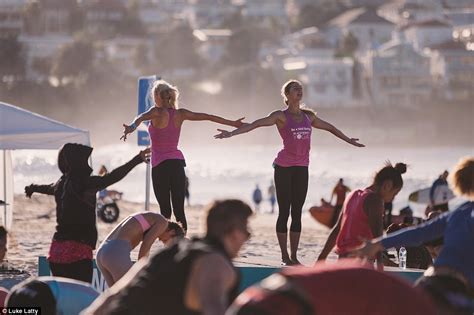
[220,27,270,66]
[117,0,147,37]
[51,38,94,83]
[23,0,42,35]
[0,36,26,78]
[335,31,359,58]
[153,25,202,71]
[293,1,348,31]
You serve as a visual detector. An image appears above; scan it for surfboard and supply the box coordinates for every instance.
[309,204,335,229]
[409,186,455,205]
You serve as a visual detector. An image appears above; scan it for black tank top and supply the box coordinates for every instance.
[107,237,240,315]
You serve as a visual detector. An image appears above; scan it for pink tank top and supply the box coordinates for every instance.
[336,188,375,255]
[148,108,185,167]
[273,110,312,167]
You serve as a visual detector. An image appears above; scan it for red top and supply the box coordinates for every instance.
[336,188,374,255]
[148,108,185,167]
[273,110,312,167]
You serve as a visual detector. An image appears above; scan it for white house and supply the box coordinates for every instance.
[187,0,238,29]
[378,0,444,25]
[193,28,232,64]
[0,0,26,37]
[259,27,335,71]
[426,40,474,101]
[325,7,395,54]
[363,33,433,106]
[303,58,355,107]
[19,34,74,80]
[401,19,453,50]
[239,0,288,30]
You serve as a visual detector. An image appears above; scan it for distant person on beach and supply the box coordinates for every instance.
[0,226,7,262]
[6,276,99,314]
[430,170,450,212]
[252,184,263,212]
[121,79,244,231]
[317,162,407,269]
[24,143,150,283]
[268,181,276,214]
[84,199,253,315]
[354,157,474,315]
[226,260,436,315]
[185,175,191,207]
[215,79,364,266]
[96,212,185,286]
[329,178,351,226]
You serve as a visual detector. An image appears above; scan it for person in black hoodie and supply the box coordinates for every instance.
[24,143,150,283]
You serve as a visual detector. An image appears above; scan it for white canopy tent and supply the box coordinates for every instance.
[0,101,90,229]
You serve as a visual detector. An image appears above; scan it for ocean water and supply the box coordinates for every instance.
[11,144,473,217]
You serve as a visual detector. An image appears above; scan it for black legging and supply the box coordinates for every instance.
[274,165,309,233]
[49,259,93,283]
[152,159,187,230]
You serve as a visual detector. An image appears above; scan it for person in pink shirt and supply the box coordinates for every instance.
[317,162,407,268]
[215,80,364,265]
[121,80,244,231]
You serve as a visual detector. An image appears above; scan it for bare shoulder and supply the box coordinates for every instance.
[148,106,166,117]
[269,110,286,122]
[176,108,191,119]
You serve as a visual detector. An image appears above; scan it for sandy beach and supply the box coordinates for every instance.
[1,194,332,289]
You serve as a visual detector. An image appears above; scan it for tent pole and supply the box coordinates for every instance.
[3,150,6,227]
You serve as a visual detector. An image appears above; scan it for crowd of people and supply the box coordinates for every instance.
[0,79,472,314]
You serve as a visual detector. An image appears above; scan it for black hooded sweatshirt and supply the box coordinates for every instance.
[29,143,144,249]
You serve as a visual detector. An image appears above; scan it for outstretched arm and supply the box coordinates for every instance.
[311,115,365,147]
[121,107,160,141]
[353,211,450,260]
[24,182,57,197]
[88,149,150,191]
[179,109,244,128]
[214,111,283,139]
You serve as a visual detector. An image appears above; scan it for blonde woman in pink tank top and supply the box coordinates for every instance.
[215,79,364,265]
[121,80,244,231]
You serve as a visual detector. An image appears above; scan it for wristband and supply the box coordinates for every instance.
[130,122,137,130]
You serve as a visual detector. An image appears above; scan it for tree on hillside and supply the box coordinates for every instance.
[118,0,147,37]
[0,36,26,81]
[220,27,270,66]
[293,1,348,31]
[335,31,359,58]
[23,0,42,35]
[153,25,201,71]
[51,38,94,85]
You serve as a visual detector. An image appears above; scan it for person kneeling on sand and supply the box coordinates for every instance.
[6,276,99,315]
[96,212,184,287]
[354,156,474,315]
[84,199,253,315]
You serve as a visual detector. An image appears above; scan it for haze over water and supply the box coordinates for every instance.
[12,144,473,218]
